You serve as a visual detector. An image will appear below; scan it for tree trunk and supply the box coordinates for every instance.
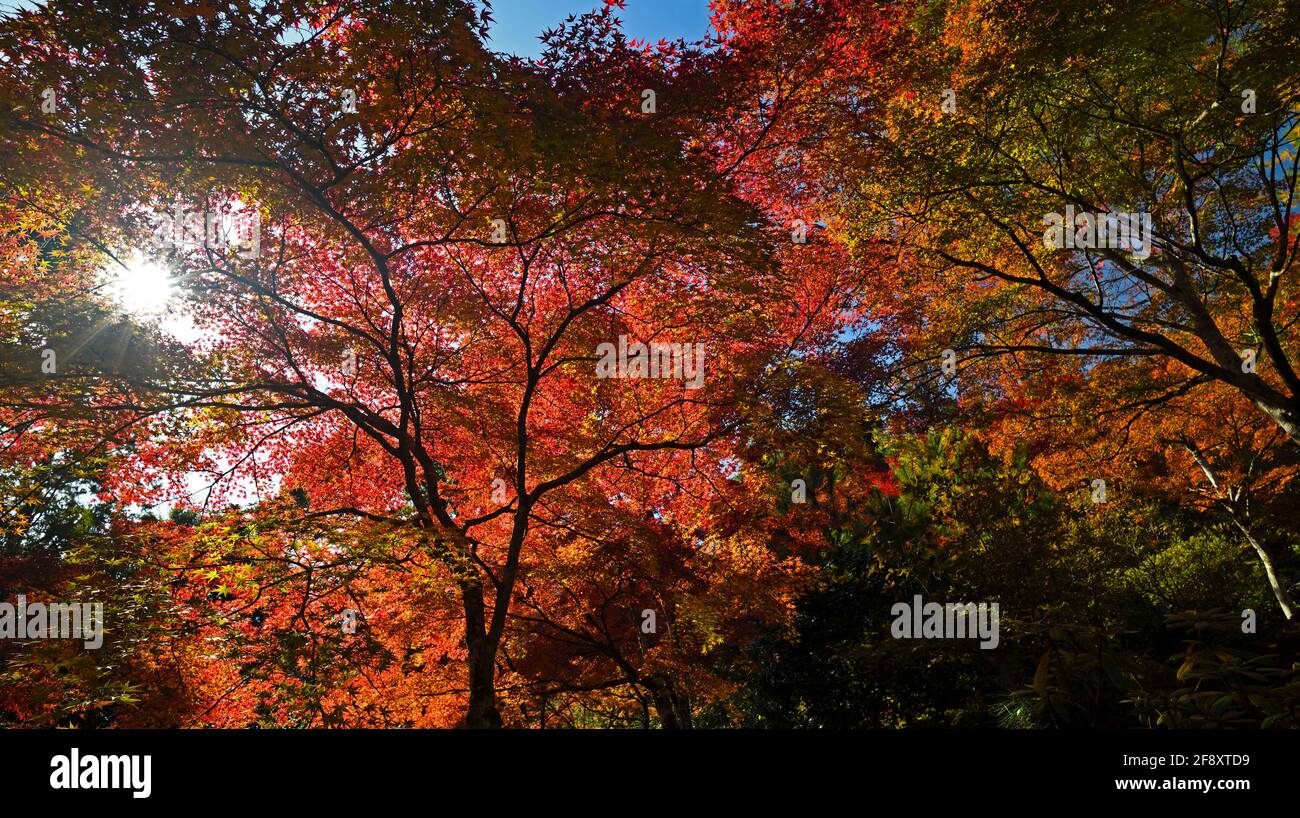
[648,684,680,729]
[1231,516,1297,621]
[672,689,694,729]
[644,676,692,729]
[1252,398,1300,449]
[462,584,502,728]
[1181,440,1297,620]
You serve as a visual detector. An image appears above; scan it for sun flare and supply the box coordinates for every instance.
[107,252,174,317]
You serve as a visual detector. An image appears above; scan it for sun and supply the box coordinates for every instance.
[106,252,174,317]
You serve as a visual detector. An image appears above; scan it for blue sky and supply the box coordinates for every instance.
[481,0,715,56]
[0,1,718,52]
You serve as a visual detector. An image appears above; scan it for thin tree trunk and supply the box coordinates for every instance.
[1230,516,1296,621]
[672,689,694,729]
[1182,440,1296,620]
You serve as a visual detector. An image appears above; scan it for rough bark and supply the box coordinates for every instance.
[462,585,503,728]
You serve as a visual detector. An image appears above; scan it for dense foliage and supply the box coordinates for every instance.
[1,0,1297,727]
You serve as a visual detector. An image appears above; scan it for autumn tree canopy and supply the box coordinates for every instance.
[1,0,1297,730]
